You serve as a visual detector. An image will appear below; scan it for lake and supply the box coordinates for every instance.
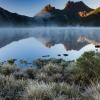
[0,27,100,63]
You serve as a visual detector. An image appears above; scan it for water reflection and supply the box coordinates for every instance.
[0,37,96,61]
[0,27,99,61]
[0,27,100,50]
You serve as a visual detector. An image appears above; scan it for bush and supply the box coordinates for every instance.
[35,59,47,68]
[7,59,16,65]
[26,81,55,100]
[0,75,27,100]
[42,63,63,75]
[24,68,37,79]
[0,64,16,76]
[26,81,86,100]
[13,70,28,80]
[84,83,100,100]
[35,59,68,69]
[36,72,49,82]
[74,51,100,85]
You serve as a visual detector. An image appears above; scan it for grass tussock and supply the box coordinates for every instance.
[0,51,100,100]
[0,75,27,100]
[26,81,84,100]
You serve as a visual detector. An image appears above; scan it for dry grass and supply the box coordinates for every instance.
[0,64,16,76]
[0,52,100,100]
[26,81,86,100]
[0,74,27,100]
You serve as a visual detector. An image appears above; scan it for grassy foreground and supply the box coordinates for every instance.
[0,51,100,100]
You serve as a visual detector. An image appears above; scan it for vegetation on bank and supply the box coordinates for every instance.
[0,51,100,100]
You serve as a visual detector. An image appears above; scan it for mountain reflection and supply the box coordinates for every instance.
[0,27,100,50]
[0,37,96,61]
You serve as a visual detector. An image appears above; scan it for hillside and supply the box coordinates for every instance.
[0,7,34,27]
[79,7,100,17]
[79,7,100,26]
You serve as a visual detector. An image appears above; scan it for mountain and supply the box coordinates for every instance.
[34,4,66,26]
[0,7,35,27]
[64,1,91,18]
[34,1,94,26]
[0,1,100,26]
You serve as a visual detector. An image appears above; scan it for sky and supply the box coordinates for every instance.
[0,0,99,17]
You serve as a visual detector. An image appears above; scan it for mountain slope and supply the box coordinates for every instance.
[0,7,35,27]
[79,7,100,26]
[79,7,100,17]
[86,7,100,16]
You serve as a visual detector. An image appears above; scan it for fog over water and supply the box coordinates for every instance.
[0,27,99,62]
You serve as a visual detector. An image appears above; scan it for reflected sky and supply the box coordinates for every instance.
[0,37,96,62]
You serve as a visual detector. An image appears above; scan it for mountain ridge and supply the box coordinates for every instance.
[0,1,100,27]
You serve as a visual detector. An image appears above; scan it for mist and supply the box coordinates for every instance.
[0,27,100,49]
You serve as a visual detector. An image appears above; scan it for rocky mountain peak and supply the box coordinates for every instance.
[42,4,55,12]
[64,1,91,11]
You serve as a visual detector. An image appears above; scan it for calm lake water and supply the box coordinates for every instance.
[0,27,100,63]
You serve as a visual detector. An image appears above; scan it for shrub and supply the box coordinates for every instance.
[13,70,28,80]
[74,51,100,85]
[34,59,47,68]
[24,68,37,79]
[26,81,86,100]
[0,75,27,100]
[0,64,16,76]
[34,59,67,69]
[52,83,84,99]
[7,59,16,65]
[36,72,49,82]
[50,73,62,82]
[42,63,63,75]
[26,81,55,100]
[36,61,76,83]
[84,83,100,100]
